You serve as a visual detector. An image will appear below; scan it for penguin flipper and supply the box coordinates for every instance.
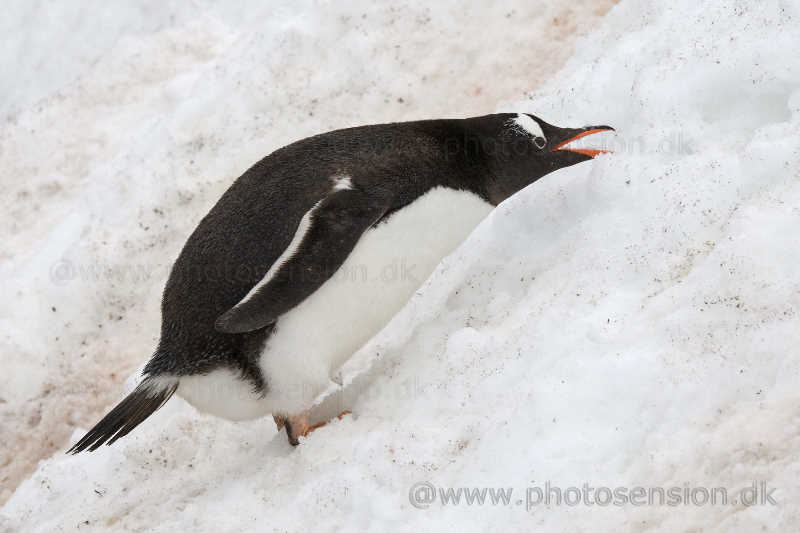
[215,188,388,334]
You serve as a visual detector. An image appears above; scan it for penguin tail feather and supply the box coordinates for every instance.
[67,378,178,454]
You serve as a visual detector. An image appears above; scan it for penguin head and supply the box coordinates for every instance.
[475,113,614,203]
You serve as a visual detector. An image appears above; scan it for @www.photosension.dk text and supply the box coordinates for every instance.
[408,481,778,510]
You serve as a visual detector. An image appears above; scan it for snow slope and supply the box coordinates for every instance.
[4,0,800,531]
[0,0,613,505]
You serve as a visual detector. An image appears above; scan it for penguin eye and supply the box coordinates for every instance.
[533,136,547,149]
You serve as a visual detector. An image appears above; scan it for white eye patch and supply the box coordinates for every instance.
[511,113,546,142]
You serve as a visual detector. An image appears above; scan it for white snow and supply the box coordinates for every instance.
[0,0,612,507]
[3,0,800,531]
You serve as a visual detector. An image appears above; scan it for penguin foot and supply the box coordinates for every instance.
[277,410,351,446]
[306,410,351,434]
[282,412,311,446]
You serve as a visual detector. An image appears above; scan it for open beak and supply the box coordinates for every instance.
[552,125,615,158]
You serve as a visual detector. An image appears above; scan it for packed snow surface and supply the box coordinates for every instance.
[0,0,612,505]
[3,0,800,531]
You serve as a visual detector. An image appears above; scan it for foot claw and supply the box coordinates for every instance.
[278,410,351,446]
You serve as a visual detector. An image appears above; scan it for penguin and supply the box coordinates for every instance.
[68,113,613,452]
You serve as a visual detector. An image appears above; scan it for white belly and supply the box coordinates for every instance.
[178,187,493,418]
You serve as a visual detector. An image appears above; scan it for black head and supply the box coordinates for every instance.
[465,113,614,204]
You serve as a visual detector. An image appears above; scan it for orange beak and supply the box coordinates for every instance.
[553,127,613,158]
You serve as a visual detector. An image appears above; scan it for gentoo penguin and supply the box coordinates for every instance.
[68,113,612,452]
